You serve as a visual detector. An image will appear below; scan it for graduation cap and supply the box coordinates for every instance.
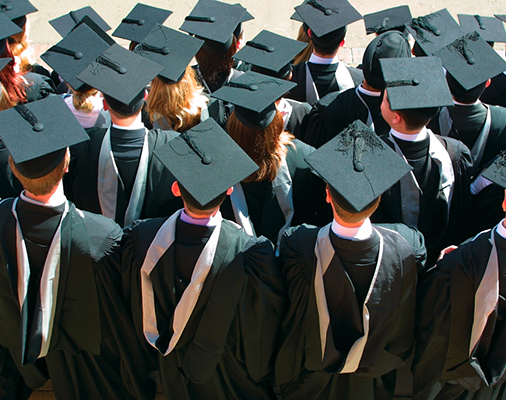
[180,0,249,54]
[154,118,259,207]
[458,14,506,43]
[305,120,412,213]
[233,6,254,38]
[49,6,111,38]
[133,24,203,83]
[0,0,37,24]
[293,0,362,47]
[482,152,506,189]
[233,30,307,79]
[363,5,412,35]
[0,96,89,179]
[70,15,116,46]
[112,3,173,44]
[0,12,22,46]
[211,71,296,129]
[496,15,506,23]
[405,9,464,56]
[435,32,506,90]
[0,57,10,71]
[362,30,411,90]
[380,56,454,111]
[76,43,163,114]
[41,23,113,91]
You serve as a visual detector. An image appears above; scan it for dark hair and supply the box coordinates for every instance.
[397,107,440,130]
[327,184,381,223]
[310,26,346,56]
[178,183,227,214]
[196,36,238,82]
[446,72,487,104]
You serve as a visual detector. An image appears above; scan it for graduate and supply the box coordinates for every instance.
[0,96,154,400]
[301,30,412,148]
[275,120,421,400]
[65,43,182,226]
[232,29,311,138]
[212,71,326,249]
[372,56,473,266]
[286,0,364,105]
[121,118,285,399]
[413,152,506,400]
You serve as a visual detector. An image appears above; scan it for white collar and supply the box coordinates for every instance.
[497,219,506,240]
[112,113,144,130]
[180,209,222,227]
[453,99,481,106]
[309,53,340,65]
[390,127,428,142]
[20,181,67,208]
[331,218,373,241]
[358,84,381,97]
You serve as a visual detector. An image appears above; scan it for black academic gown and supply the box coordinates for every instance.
[301,87,388,148]
[0,198,154,400]
[121,215,285,400]
[275,223,418,400]
[413,227,506,400]
[373,133,473,267]
[220,139,327,245]
[66,126,181,225]
[23,72,55,102]
[481,72,506,108]
[280,98,312,139]
[286,61,363,104]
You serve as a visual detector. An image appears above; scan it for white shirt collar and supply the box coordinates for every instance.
[20,181,67,208]
[112,112,144,130]
[390,127,428,142]
[453,99,481,106]
[496,219,506,240]
[358,84,381,97]
[180,209,222,227]
[309,53,340,65]
[331,218,373,241]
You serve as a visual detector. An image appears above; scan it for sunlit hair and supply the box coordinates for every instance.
[293,25,314,65]
[195,36,238,83]
[147,66,203,132]
[9,150,70,196]
[0,43,26,104]
[227,110,294,183]
[328,184,381,223]
[71,86,99,113]
[8,25,32,73]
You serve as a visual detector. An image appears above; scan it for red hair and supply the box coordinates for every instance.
[0,43,27,105]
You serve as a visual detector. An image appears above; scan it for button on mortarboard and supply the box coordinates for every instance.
[458,14,506,43]
[112,3,173,44]
[0,96,89,178]
[49,6,111,38]
[133,24,204,83]
[153,118,259,207]
[380,57,453,111]
[363,5,412,35]
[304,120,412,213]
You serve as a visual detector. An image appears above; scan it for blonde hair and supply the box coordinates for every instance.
[147,66,203,132]
[293,25,314,65]
[0,84,16,111]
[71,87,99,113]
[9,150,70,196]
[227,111,294,183]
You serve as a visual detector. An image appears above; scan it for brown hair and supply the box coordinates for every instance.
[71,87,99,113]
[0,44,26,104]
[178,183,227,216]
[293,25,314,65]
[147,66,203,132]
[328,184,381,223]
[9,150,70,196]
[227,111,294,183]
[195,36,238,82]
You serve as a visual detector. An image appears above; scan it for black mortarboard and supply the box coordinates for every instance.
[112,3,173,44]
[49,6,111,38]
[363,5,412,35]
[435,32,506,90]
[293,0,362,45]
[133,24,203,83]
[305,120,412,213]
[0,0,37,21]
[180,0,248,54]
[380,56,453,110]
[211,71,296,129]
[70,15,116,46]
[0,96,88,179]
[234,4,254,38]
[496,15,506,23]
[233,30,307,79]
[76,43,163,114]
[482,152,506,189]
[362,30,411,90]
[41,23,112,91]
[458,14,506,43]
[405,9,464,56]
[154,118,259,207]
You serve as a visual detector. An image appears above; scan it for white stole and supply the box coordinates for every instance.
[355,87,374,131]
[305,61,355,105]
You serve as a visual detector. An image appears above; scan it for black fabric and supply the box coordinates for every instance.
[0,140,23,199]
[275,223,418,399]
[281,98,311,138]
[481,73,506,108]
[23,72,56,103]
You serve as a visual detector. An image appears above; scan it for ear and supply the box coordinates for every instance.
[502,189,506,212]
[392,111,402,125]
[485,78,492,88]
[339,39,345,48]
[226,186,234,195]
[171,181,181,197]
[102,99,109,111]
[307,28,312,38]
[325,187,332,204]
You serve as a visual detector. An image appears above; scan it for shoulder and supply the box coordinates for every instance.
[347,65,364,83]
[147,128,179,148]
[489,104,506,125]
[286,139,315,169]
[434,133,473,168]
[285,98,312,113]
[280,224,319,260]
